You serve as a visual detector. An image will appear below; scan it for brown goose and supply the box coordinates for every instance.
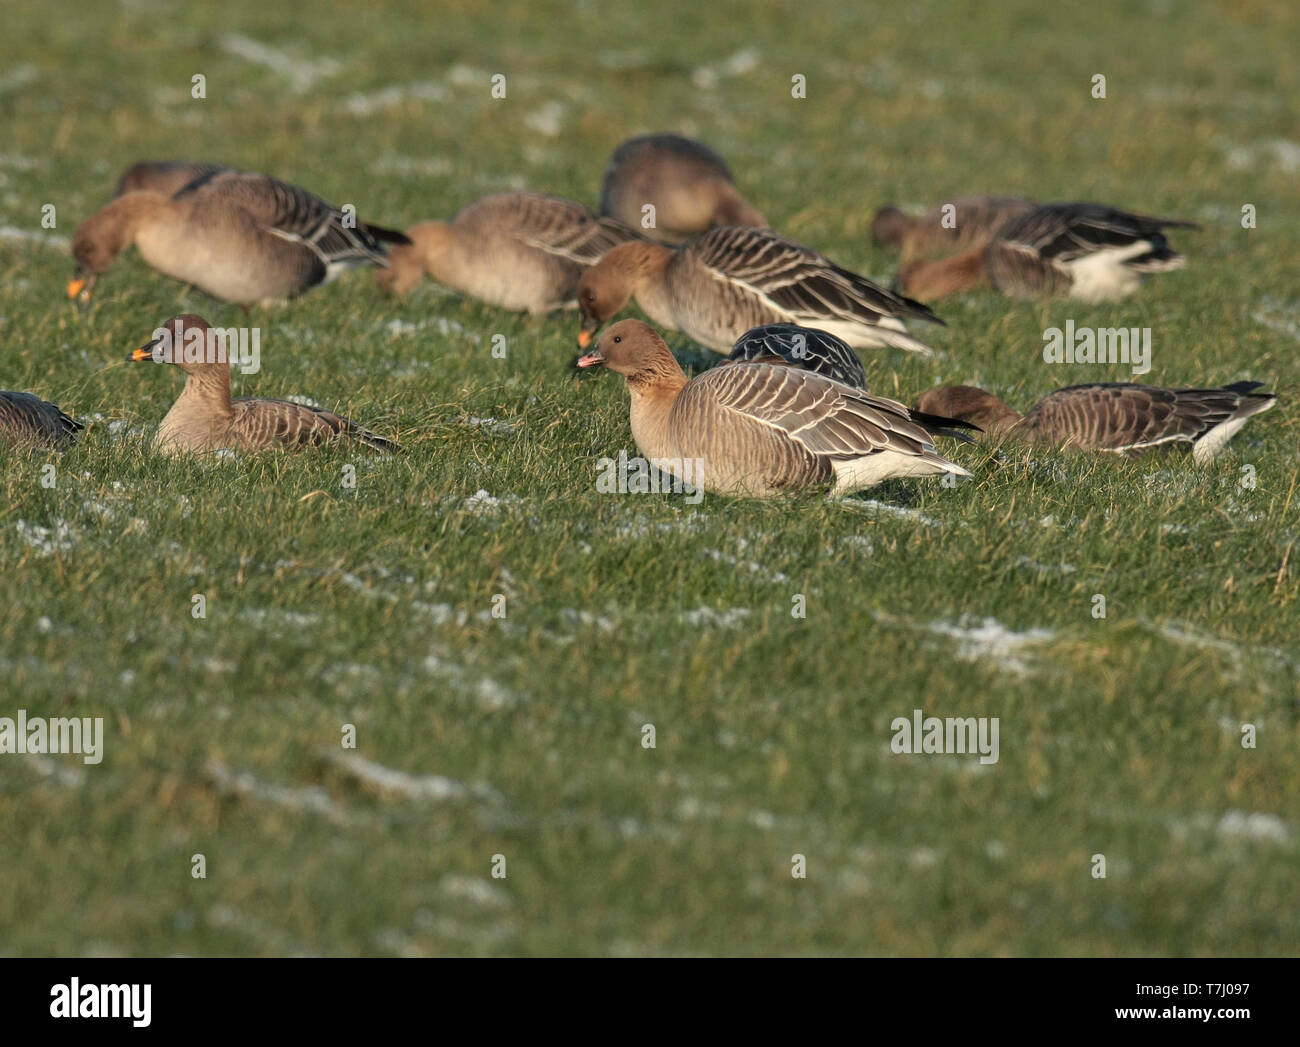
[576,226,943,356]
[70,170,410,306]
[112,161,231,199]
[375,192,640,311]
[576,319,969,497]
[128,314,400,455]
[914,382,1275,463]
[872,196,1034,263]
[0,391,83,448]
[898,203,1197,303]
[599,134,767,244]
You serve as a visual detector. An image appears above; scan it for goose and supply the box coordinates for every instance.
[0,390,83,448]
[599,133,767,244]
[576,226,943,356]
[69,170,410,306]
[725,325,978,443]
[112,161,231,199]
[913,381,1275,463]
[871,196,1035,263]
[375,192,640,311]
[898,203,1197,303]
[127,314,400,455]
[727,323,868,388]
[576,319,969,497]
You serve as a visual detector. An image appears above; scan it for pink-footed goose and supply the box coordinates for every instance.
[914,382,1275,463]
[599,133,767,244]
[375,192,640,311]
[70,170,410,306]
[128,314,400,455]
[576,226,943,356]
[0,391,83,448]
[576,319,969,497]
[872,196,1035,263]
[112,161,232,199]
[898,203,1197,303]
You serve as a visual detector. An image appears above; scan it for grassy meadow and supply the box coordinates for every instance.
[0,0,1297,956]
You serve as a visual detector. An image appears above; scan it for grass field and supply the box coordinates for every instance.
[1,0,1297,957]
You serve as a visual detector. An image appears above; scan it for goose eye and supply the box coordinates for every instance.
[613,336,621,344]
[585,291,595,302]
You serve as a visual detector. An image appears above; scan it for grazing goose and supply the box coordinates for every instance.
[914,382,1275,463]
[0,390,83,448]
[576,319,969,497]
[375,192,640,311]
[70,170,410,306]
[128,314,400,455]
[576,226,943,356]
[872,196,1035,263]
[599,133,767,244]
[112,161,231,199]
[898,203,1197,303]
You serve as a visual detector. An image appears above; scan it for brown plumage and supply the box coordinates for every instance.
[128,314,400,456]
[576,319,968,497]
[914,382,1275,463]
[576,226,943,356]
[70,170,409,306]
[375,192,640,311]
[0,390,83,448]
[898,203,1197,303]
[599,134,767,244]
[112,161,231,199]
[872,196,1034,263]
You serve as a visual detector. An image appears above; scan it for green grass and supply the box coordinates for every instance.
[1,0,1298,956]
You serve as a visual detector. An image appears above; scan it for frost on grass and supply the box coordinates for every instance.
[15,519,79,557]
[523,101,566,137]
[326,751,504,805]
[692,47,760,88]
[219,32,341,92]
[840,500,943,527]
[342,82,446,115]
[459,489,525,517]
[0,225,68,248]
[682,606,751,628]
[923,616,1054,676]
[464,416,520,436]
[1252,296,1300,343]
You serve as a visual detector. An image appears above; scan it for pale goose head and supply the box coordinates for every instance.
[128,313,230,382]
[575,242,672,348]
[576,317,684,386]
[913,385,1022,438]
[69,191,172,304]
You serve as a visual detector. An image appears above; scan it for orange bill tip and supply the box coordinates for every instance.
[576,330,592,349]
[67,278,87,299]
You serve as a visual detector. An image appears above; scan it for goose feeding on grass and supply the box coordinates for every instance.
[576,226,943,356]
[913,381,1275,463]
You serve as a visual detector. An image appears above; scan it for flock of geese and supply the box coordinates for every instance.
[1,132,1278,495]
